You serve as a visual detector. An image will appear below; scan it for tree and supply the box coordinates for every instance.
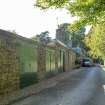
[85,23,105,59]
[71,27,86,47]
[56,23,86,47]
[35,0,105,28]
[31,31,51,44]
[8,30,17,35]
[35,0,105,59]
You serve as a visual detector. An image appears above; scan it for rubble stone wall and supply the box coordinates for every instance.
[0,38,19,96]
[0,29,78,98]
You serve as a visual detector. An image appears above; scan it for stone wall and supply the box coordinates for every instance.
[0,29,78,98]
[71,51,76,69]
[37,44,46,79]
[64,50,69,71]
[0,38,19,96]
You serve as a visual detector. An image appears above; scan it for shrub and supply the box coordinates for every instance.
[45,71,57,79]
[75,59,81,65]
[20,72,39,88]
[58,67,64,73]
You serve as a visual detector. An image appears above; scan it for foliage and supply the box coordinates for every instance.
[85,23,105,59]
[20,72,39,88]
[45,71,57,79]
[57,23,86,47]
[32,31,51,44]
[75,59,81,65]
[35,0,105,58]
[71,27,86,47]
[35,0,69,9]
[58,68,64,73]
[57,23,72,45]
[8,30,17,35]
[35,0,105,28]
[39,31,49,38]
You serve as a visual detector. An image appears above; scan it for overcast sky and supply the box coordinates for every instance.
[0,0,90,38]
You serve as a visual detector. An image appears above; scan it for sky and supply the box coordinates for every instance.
[0,0,90,38]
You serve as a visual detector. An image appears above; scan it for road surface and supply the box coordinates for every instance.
[10,67,105,105]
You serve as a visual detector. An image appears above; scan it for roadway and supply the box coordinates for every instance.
[10,67,105,105]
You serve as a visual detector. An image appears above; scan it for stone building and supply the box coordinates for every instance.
[56,23,72,47]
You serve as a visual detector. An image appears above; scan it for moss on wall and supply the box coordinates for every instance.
[15,39,38,88]
[46,48,56,72]
[16,40,37,73]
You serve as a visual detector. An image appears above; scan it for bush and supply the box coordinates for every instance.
[45,71,57,79]
[58,67,64,73]
[20,72,39,88]
[75,59,81,65]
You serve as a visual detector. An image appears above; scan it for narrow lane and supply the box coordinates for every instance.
[86,66,105,105]
[11,67,102,105]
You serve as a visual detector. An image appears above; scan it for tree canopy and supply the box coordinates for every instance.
[35,0,105,59]
[35,0,105,27]
[31,31,52,44]
[57,23,86,48]
[85,23,105,59]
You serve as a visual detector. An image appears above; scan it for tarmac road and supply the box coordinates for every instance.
[11,67,105,105]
